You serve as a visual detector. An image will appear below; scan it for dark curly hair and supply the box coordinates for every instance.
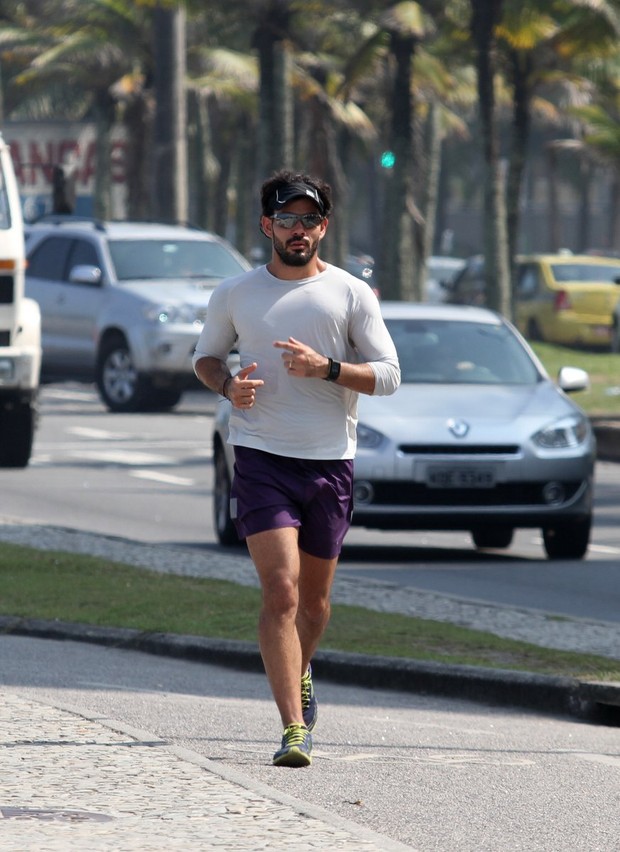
[260,169,333,218]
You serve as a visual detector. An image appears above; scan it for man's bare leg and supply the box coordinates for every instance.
[296,548,339,675]
[246,528,338,725]
[246,526,305,725]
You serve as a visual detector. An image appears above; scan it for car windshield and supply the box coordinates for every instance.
[108,239,247,281]
[385,318,541,385]
[550,263,620,283]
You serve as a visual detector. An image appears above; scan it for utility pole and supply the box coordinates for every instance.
[153,2,188,223]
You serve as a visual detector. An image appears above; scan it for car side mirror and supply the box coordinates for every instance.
[69,264,102,285]
[558,366,589,393]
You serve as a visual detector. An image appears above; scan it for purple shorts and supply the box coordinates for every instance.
[230,446,354,559]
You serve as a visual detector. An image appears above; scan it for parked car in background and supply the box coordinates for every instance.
[346,252,380,298]
[25,218,251,411]
[448,252,620,350]
[213,302,595,560]
[425,255,465,303]
[516,254,620,349]
[445,254,485,305]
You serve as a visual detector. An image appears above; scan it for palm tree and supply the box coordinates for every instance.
[497,0,620,276]
[251,0,294,177]
[337,3,434,300]
[187,47,259,247]
[469,0,511,317]
[6,0,154,219]
[153,2,188,224]
[571,100,620,248]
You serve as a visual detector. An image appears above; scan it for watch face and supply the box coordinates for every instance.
[329,360,341,381]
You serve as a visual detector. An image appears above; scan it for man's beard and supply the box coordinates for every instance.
[273,234,319,267]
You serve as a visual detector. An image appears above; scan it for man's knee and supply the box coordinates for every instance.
[261,576,299,618]
[298,596,331,626]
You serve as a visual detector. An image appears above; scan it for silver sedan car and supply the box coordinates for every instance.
[212,303,595,560]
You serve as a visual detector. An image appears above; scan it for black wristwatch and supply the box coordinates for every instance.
[324,357,341,382]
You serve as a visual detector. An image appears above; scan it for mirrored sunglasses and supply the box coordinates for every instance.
[270,212,324,229]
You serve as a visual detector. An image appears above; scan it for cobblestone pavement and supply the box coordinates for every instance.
[0,692,410,851]
[1,517,619,850]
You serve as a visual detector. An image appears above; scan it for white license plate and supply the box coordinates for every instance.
[426,466,495,488]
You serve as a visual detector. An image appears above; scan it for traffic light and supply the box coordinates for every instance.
[380,150,396,169]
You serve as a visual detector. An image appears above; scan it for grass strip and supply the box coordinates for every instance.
[2,542,618,682]
[532,342,620,416]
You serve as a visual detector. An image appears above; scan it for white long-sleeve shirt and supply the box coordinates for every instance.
[193,263,400,459]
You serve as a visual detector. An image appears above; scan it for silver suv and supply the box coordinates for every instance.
[25,218,250,411]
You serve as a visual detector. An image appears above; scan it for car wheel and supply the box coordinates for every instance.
[543,516,591,560]
[471,527,514,550]
[213,441,241,546]
[0,402,36,467]
[611,322,620,354]
[96,336,149,412]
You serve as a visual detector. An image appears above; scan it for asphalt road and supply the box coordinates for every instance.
[3,382,619,626]
[3,633,620,852]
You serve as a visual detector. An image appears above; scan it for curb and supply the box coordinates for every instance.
[2,615,619,726]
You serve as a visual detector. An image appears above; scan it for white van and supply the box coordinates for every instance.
[0,132,41,466]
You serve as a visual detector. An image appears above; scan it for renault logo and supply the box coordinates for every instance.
[447,418,469,438]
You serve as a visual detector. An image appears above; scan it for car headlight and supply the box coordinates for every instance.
[144,304,199,324]
[357,423,385,449]
[532,414,589,449]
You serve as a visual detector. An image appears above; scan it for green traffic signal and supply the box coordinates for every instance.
[380,150,396,169]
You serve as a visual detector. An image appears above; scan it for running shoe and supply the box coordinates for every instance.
[272,723,312,767]
[301,664,318,732]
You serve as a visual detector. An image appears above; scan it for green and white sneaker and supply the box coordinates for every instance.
[272,723,312,767]
[301,664,318,732]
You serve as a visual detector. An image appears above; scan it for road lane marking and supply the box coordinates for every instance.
[575,753,620,769]
[42,388,97,401]
[130,470,195,486]
[68,426,132,440]
[68,450,171,465]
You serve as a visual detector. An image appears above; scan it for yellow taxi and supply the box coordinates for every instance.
[515,253,620,350]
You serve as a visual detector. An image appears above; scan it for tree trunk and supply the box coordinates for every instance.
[506,51,532,314]
[152,3,188,223]
[380,30,417,301]
[124,91,152,220]
[577,156,593,252]
[234,111,256,259]
[254,1,294,179]
[608,172,620,250]
[470,0,511,318]
[547,144,560,251]
[92,91,115,220]
[420,100,442,301]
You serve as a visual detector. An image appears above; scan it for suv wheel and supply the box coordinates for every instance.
[96,336,149,412]
[0,402,36,467]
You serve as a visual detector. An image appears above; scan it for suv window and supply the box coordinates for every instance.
[27,236,73,281]
[67,238,100,271]
[108,239,246,281]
